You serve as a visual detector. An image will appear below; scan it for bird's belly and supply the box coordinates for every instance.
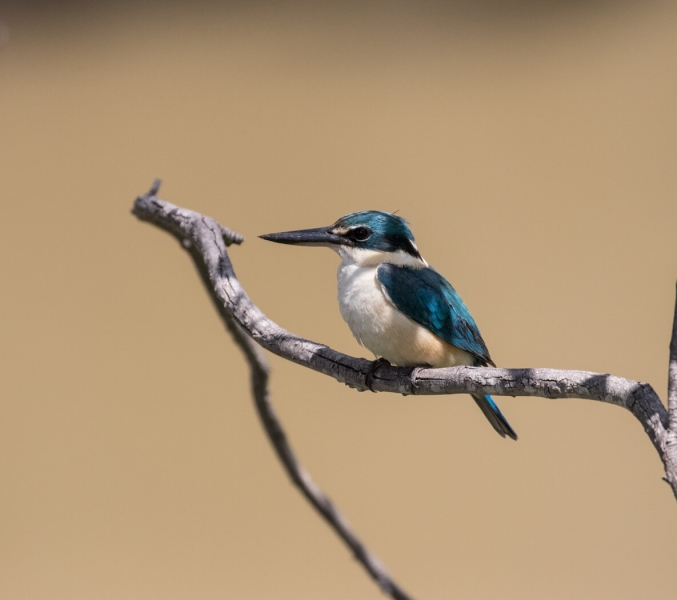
[337,264,474,368]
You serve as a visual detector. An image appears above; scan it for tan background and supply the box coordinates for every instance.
[1,1,676,598]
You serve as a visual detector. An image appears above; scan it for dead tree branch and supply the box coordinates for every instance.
[669,282,677,431]
[134,180,413,600]
[132,180,677,598]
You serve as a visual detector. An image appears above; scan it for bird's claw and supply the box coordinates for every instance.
[365,358,391,392]
[406,364,430,395]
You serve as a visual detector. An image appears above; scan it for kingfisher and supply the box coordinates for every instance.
[260,211,517,440]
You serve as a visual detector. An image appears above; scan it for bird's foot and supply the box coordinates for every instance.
[365,357,392,392]
[406,364,431,395]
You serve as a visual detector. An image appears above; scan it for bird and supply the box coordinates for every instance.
[259,210,517,440]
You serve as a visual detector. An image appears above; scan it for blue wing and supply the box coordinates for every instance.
[376,264,517,440]
[376,264,494,366]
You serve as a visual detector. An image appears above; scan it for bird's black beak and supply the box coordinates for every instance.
[259,226,344,247]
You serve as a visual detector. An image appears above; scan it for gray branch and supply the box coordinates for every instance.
[669,282,677,432]
[132,181,677,598]
[134,181,413,600]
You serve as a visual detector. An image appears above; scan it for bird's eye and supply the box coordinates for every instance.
[351,227,371,242]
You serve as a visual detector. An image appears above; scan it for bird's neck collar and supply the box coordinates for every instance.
[336,246,428,268]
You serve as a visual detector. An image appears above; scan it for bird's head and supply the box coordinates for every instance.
[260,210,426,267]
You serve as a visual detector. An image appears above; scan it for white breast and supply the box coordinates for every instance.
[336,251,474,368]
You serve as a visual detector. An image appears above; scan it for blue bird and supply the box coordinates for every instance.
[260,211,517,440]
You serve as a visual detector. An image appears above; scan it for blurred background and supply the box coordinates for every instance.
[1,1,676,598]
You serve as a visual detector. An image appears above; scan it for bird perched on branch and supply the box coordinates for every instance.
[260,210,517,440]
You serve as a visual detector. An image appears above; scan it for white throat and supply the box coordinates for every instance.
[334,245,428,268]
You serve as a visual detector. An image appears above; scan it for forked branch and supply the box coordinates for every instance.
[132,181,677,600]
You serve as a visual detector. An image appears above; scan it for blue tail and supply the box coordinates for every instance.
[471,394,518,440]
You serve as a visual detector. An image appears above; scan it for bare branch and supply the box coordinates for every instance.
[131,182,677,595]
[228,324,412,600]
[669,281,677,432]
[663,283,677,498]
[134,182,412,600]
